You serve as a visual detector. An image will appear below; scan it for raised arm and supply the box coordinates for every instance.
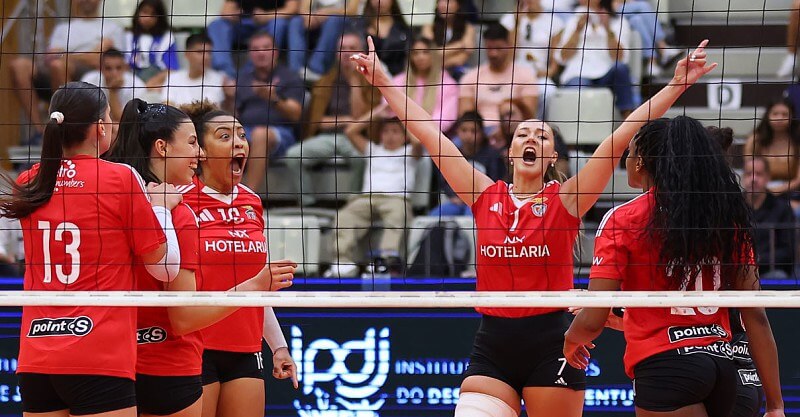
[351,37,494,206]
[560,40,718,217]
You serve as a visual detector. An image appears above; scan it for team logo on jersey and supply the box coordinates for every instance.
[54,160,84,189]
[489,202,503,213]
[136,326,167,344]
[668,324,728,343]
[28,316,93,337]
[531,203,547,217]
[243,205,258,220]
[503,235,525,244]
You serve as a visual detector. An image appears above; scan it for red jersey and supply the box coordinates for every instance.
[18,156,165,379]
[471,181,580,318]
[178,177,266,353]
[136,203,202,376]
[591,191,734,378]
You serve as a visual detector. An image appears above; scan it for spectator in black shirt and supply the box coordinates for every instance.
[358,0,412,75]
[743,155,796,277]
[208,0,298,78]
[430,112,506,216]
[226,30,306,192]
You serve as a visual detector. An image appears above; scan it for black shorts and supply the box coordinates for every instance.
[135,374,203,416]
[19,373,136,415]
[463,311,586,394]
[201,349,265,385]
[633,345,736,417]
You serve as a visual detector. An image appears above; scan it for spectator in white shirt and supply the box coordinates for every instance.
[9,0,124,142]
[81,49,146,123]
[558,0,637,117]
[324,116,423,278]
[500,0,564,116]
[161,33,227,107]
[0,216,23,276]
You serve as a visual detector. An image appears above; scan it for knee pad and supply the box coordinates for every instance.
[455,392,518,417]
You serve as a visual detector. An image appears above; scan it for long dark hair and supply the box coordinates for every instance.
[104,99,190,184]
[633,116,754,290]
[753,97,800,148]
[432,0,466,47]
[364,0,410,31]
[0,82,108,219]
[132,0,170,37]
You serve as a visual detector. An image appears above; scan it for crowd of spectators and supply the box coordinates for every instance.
[6,0,800,276]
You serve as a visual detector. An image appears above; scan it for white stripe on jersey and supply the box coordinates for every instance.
[197,209,214,223]
[238,184,261,199]
[175,183,196,194]
[107,161,149,197]
[596,191,649,238]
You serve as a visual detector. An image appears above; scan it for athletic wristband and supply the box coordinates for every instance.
[145,205,181,282]
[263,307,288,352]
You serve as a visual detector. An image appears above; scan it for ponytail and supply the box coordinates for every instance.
[0,82,107,219]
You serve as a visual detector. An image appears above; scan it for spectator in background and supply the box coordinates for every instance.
[430,112,505,216]
[81,48,145,123]
[287,0,358,79]
[500,0,564,116]
[390,36,458,133]
[745,98,800,199]
[124,0,179,88]
[10,0,124,143]
[324,116,422,278]
[161,33,228,107]
[228,30,305,192]
[0,216,22,277]
[360,0,412,76]
[208,0,298,78]
[283,32,382,206]
[778,0,800,79]
[459,23,539,130]
[613,0,681,78]
[742,156,796,277]
[558,0,637,117]
[420,0,476,80]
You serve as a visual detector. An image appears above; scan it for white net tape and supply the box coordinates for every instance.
[4,290,799,307]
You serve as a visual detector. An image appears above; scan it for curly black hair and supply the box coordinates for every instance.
[632,116,755,290]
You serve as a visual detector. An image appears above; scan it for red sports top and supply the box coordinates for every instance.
[178,177,266,352]
[17,156,165,379]
[471,181,580,317]
[136,203,202,376]
[591,191,734,378]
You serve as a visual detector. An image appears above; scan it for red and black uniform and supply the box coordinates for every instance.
[592,190,745,416]
[17,157,165,415]
[179,177,267,384]
[135,203,203,415]
[463,181,585,393]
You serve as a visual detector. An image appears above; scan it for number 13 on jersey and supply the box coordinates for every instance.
[38,221,81,285]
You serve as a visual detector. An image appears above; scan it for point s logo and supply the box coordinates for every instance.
[291,326,390,417]
[28,316,93,337]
